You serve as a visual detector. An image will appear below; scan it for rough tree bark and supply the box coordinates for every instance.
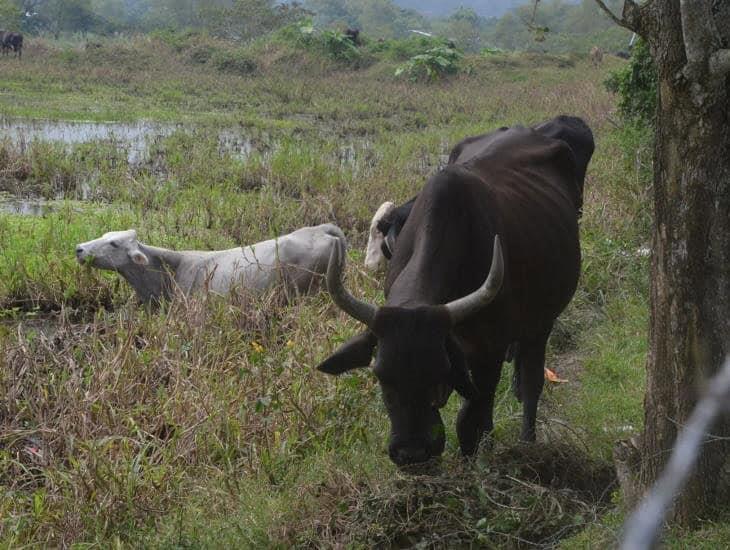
[594,0,730,526]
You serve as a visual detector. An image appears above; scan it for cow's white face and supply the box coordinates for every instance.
[364,201,394,272]
[76,229,149,270]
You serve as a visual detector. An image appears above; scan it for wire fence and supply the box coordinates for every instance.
[621,356,730,549]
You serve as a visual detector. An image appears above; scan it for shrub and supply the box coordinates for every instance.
[604,38,657,124]
[320,29,361,63]
[369,35,448,61]
[395,45,462,82]
[211,49,257,75]
[276,19,365,67]
[188,45,216,64]
[150,29,198,52]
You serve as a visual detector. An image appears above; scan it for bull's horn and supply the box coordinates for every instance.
[327,237,377,327]
[445,235,504,325]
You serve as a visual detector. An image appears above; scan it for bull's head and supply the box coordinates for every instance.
[317,237,504,466]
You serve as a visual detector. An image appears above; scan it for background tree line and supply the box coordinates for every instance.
[0,0,631,54]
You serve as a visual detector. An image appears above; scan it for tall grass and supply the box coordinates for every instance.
[0,35,693,546]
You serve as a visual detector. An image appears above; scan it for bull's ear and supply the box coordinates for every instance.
[317,331,376,375]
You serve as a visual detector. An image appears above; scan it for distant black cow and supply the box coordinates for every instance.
[614,51,631,59]
[2,32,23,58]
[320,124,587,465]
[365,116,594,270]
[344,28,360,45]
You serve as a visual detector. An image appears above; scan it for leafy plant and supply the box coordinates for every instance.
[278,19,363,66]
[604,38,657,124]
[320,29,361,63]
[395,45,462,81]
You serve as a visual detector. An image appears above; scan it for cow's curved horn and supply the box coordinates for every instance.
[445,235,504,325]
[327,237,377,327]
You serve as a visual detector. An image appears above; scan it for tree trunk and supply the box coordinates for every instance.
[640,0,730,526]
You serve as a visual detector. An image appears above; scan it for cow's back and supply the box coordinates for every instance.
[386,127,581,341]
[190,224,343,294]
[450,117,593,213]
[467,130,581,324]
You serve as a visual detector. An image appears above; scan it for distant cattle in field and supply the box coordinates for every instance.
[76,224,346,304]
[614,50,630,60]
[590,45,603,67]
[2,32,23,58]
[344,28,360,45]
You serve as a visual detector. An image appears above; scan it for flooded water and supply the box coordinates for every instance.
[0,198,55,216]
[0,117,384,205]
[0,192,86,216]
[0,117,258,164]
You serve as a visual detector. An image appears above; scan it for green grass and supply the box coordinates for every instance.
[0,34,726,548]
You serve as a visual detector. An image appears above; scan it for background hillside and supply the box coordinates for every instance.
[0,0,630,53]
[394,0,533,18]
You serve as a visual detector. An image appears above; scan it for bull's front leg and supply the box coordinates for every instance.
[456,351,504,456]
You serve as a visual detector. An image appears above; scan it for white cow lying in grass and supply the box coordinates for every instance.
[75,224,346,303]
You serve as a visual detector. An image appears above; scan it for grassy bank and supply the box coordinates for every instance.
[1,34,713,547]
[1,34,603,126]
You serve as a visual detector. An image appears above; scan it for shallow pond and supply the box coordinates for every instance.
[0,192,86,216]
[0,117,258,164]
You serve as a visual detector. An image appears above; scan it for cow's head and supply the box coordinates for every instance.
[76,229,149,270]
[364,201,395,272]
[318,237,504,466]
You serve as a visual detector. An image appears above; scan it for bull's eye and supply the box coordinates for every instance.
[109,241,119,248]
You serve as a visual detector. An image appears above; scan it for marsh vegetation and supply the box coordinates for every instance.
[1,26,724,548]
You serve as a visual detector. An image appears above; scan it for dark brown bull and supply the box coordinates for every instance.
[318,125,587,466]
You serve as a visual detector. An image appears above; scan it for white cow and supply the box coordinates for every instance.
[76,224,346,303]
[363,201,394,272]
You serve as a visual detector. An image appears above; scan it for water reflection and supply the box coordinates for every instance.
[0,117,257,164]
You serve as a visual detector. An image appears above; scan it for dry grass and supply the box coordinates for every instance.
[284,441,616,549]
[0,35,657,547]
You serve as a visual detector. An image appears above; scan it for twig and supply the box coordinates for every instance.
[594,0,632,29]
[621,356,730,550]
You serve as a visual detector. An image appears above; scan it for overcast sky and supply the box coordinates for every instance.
[393,0,535,18]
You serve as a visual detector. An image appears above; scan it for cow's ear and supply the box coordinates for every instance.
[129,249,149,266]
[317,331,376,375]
[383,227,397,259]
